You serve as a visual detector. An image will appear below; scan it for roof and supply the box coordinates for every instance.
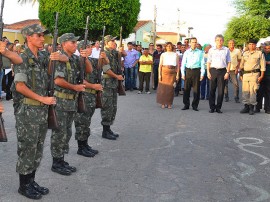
[4,19,42,30]
[134,20,152,32]
[156,32,185,37]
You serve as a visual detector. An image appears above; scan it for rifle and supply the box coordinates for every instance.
[118,26,126,96]
[47,12,59,130]
[0,0,7,142]
[77,16,89,113]
[96,26,106,109]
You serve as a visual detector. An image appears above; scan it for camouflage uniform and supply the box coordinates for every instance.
[51,52,80,158]
[101,46,119,126]
[12,28,49,176]
[74,57,98,141]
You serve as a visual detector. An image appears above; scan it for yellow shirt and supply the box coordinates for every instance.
[139,54,153,73]
[229,48,242,71]
[240,50,266,71]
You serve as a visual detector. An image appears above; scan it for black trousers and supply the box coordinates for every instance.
[153,64,159,89]
[256,75,270,111]
[183,68,201,108]
[209,68,226,110]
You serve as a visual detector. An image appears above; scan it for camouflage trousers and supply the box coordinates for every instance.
[51,110,75,158]
[74,93,96,141]
[15,105,48,175]
[101,87,118,126]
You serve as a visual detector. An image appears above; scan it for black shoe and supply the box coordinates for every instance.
[206,97,209,100]
[61,159,77,172]
[130,88,133,92]
[108,129,119,138]
[255,108,260,113]
[133,87,138,90]
[192,107,199,111]
[30,171,49,195]
[235,99,240,103]
[51,158,72,176]
[216,109,223,113]
[249,105,254,115]
[200,97,205,100]
[265,110,270,114]
[77,146,95,157]
[102,130,117,140]
[209,109,215,113]
[181,106,189,110]
[125,88,130,91]
[174,93,179,97]
[18,174,42,200]
[240,104,249,113]
[225,97,229,102]
[31,181,49,195]
[85,144,99,155]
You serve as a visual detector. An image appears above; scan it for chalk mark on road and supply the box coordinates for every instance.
[234,137,270,165]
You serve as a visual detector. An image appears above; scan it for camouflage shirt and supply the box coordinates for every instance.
[54,52,80,111]
[102,47,120,89]
[13,48,49,103]
[86,57,99,84]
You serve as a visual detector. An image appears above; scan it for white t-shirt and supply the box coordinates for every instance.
[162,52,177,66]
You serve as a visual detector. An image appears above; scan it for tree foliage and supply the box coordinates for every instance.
[224,0,270,45]
[224,15,270,45]
[38,0,140,40]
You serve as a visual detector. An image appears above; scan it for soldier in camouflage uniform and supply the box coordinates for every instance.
[51,33,92,175]
[12,24,67,200]
[101,35,126,140]
[74,40,103,157]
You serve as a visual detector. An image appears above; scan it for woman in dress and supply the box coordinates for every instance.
[156,42,179,109]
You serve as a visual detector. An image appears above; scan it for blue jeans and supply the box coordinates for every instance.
[124,67,134,90]
[133,65,138,88]
[0,69,4,97]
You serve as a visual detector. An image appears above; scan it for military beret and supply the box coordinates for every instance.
[77,40,91,51]
[59,33,80,44]
[104,35,117,42]
[21,24,49,39]
[248,39,258,44]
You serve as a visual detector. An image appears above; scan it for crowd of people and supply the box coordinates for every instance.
[0,23,269,200]
[121,35,269,115]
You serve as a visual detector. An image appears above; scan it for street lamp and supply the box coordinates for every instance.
[188,27,193,38]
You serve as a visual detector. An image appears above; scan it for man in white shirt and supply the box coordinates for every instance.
[90,41,101,59]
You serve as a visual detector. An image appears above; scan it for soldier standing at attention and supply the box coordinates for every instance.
[51,33,92,175]
[101,35,126,140]
[74,40,104,157]
[240,39,265,115]
[13,24,67,200]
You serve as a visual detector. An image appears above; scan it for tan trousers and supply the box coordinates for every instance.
[242,72,260,105]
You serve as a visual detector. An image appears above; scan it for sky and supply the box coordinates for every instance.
[3,0,236,45]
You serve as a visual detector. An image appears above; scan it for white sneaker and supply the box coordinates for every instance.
[146,91,151,94]
[137,91,142,94]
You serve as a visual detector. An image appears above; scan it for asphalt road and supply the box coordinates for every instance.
[1,84,270,202]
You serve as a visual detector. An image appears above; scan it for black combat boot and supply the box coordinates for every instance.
[84,138,99,155]
[77,140,95,157]
[51,158,72,176]
[30,170,49,195]
[108,126,119,138]
[102,125,117,140]
[60,157,77,173]
[240,104,249,113]
[18,173,42,200]
[249,105,254,115]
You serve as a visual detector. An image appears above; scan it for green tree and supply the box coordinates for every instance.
[38,0,140,40]
[224,15,270,46]
[234,0,270,18]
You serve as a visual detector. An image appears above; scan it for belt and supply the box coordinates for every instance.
[210,67,226,70]
[243,69,260,74]
[103,74,111,79]
[85,89,97,94]
[186,68,200,70]
[23,98,44,106]
[54,91,76,100]
[162,65,176,69]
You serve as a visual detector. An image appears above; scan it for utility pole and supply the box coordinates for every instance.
[177,8,181,42]
[153,4,157,46]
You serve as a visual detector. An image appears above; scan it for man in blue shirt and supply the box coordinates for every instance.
[207,34,231,113]
[181,37,205,111]
[124,42,139,91]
